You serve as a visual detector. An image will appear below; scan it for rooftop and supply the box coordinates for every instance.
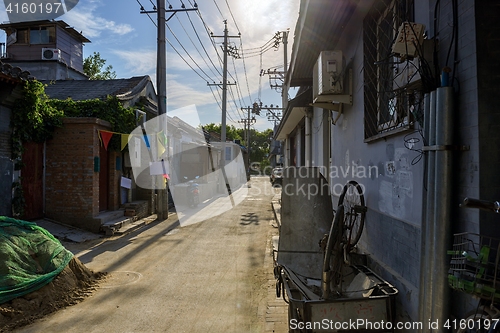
[42,76,154,101]
[0,20,91,43]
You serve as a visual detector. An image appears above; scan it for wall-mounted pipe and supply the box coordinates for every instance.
[305,109,312,167]
[419,91,437,327]
[419,87,454,331]
[431,86,454,323]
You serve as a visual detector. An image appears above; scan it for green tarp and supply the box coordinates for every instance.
[0,216,73,304]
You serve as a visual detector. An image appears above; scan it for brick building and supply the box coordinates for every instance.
[40,77,158,232]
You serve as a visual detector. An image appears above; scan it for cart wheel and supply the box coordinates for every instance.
[338,180,366,248]
[276,280,281,298]
[322,205,344,299]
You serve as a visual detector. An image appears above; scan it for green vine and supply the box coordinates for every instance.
[48,95,137,150]
[11,80,64,167]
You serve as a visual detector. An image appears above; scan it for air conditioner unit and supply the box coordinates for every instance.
[313,50,344,98]
[41,48,61,60]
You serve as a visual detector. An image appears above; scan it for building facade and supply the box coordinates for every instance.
[277,0,500,323]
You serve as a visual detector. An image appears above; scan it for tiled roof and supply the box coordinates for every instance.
[42,76,151,101]
[0,60,31,84]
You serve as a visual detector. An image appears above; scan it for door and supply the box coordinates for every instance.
[22,142,44,220]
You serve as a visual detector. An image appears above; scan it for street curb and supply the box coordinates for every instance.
[113,212,177,236]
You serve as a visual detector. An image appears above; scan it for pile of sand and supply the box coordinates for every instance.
[0,257,105,332]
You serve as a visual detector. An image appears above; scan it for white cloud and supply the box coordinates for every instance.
[62,1,133,39]
[166,79,217,109]
[112,49,156,74]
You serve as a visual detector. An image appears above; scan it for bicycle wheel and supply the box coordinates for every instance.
[321,205,344,299]
[338,180,366,247]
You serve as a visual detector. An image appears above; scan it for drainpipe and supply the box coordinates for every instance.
[305,108,312,167]
[431,86,454,324]
[419,91,436,327]
[419,86,454,330]
[285,134,290,167]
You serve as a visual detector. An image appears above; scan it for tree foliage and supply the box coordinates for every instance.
[202,123,272,168]
[83,52,117,80]
[201,123,242,142]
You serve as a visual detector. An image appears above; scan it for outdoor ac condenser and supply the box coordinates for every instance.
[41,48,60,60]
[313,50,344,99]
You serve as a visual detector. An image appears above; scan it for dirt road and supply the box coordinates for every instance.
[14,176,283,333]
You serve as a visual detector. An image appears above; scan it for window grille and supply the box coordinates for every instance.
[363,0,425,140]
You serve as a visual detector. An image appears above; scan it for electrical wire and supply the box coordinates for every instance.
[184,11,223,79]
[171,12,222,81]
[239,39,253,106]
[212,0,225,20]
[165,37,209,82]
[165,22,215,82]
[136,0,157,27]
[223,0,240,33]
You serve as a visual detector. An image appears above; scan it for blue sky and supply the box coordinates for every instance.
[1,0,300,131]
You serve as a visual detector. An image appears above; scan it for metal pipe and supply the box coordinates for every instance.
[419,90,436,328]
[431,86,454,323]
[305,110,312,167]
[418,92,431,325]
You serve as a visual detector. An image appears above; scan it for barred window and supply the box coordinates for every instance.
[363,0,419,141]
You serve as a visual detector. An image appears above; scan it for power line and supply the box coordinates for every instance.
[223,0,240,33]
[136,0,157,26]
[167,13,221,81]
[165,38,207,81]
[165,23,215,82]
[230,56,246,114]
[184,11,223,79]
[212,0,225,19]
[239,38,253,106]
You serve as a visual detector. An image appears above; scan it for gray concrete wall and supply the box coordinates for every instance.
[305,0,480,321]
[6,61,87,80]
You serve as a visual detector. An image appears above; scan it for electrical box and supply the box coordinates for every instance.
[392,22,425,59]
[393,39,434,90]
[313,50,345,98]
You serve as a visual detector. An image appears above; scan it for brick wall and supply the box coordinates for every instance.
[45,117,112,232]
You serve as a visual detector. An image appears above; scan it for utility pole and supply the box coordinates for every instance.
[260,30,289,120]
[282,30,288,111]
[239,105,257,178]
[140,1,198,220]
[211,20,240,193]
